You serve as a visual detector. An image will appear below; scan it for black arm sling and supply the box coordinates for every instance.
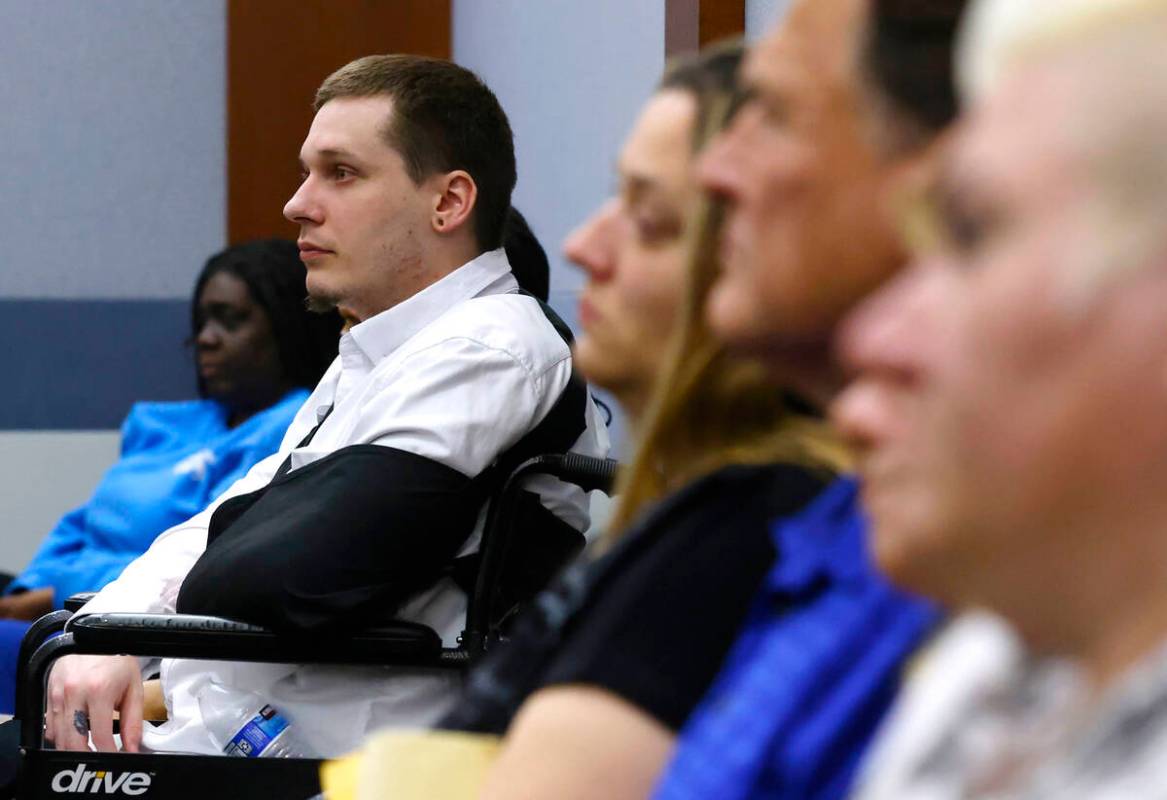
[176,293,591,634]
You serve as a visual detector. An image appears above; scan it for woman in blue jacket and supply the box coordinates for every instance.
[0,239,340,709]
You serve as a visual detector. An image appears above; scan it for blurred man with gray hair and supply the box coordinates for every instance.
[835,0,1167,796]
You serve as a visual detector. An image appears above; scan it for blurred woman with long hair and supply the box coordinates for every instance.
[440,43,848,798]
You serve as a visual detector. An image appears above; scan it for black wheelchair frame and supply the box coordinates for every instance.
[14,453,618,800]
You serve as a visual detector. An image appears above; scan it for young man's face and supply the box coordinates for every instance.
[834,61,1167,618]
[284,96,434,323]
[698,0,906,356]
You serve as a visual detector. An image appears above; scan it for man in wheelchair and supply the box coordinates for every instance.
[38,54,607,761]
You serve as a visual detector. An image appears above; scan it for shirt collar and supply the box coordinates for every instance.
[766,476,873,596]
[346,248,517,365]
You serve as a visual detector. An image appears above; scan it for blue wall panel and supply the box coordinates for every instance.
[0,300,193,430]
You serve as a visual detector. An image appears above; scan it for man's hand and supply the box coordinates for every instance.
[46,655,144,752]
[0,588,54,621]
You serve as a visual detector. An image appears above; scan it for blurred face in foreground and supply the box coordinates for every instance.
[835,54,1167,646]
[565,90,696,418]
[699,0,906,358]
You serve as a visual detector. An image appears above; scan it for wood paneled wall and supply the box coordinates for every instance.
[227,1,451,244]
[665,0,746,56]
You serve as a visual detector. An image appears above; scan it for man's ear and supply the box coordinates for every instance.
[431,170,477,236]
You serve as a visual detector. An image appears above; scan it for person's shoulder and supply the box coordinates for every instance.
[407,292,570,372]
[600,463,829,573]
[666,462,830,519]
[121,399,223,453]
[757,461,835,512]
[608,463,822,566]
[123,399,223,434]
[231,389,310,442]
[127,397,213,419]
[260,388,311,419]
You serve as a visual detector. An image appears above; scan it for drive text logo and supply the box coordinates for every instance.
[50,764,152,795]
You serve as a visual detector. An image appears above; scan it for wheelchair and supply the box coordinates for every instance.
[13,453,618,800]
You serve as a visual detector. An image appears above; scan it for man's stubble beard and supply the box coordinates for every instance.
[305,293,340,314]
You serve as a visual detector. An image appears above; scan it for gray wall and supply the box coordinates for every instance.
[453,0,664,303]
[453,0,666,455]
[746,0,793,40]
[0,1,226,569]
[0,0,226,300]
[0,432,120,569]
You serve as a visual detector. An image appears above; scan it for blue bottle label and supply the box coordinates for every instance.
[223,704,289,757]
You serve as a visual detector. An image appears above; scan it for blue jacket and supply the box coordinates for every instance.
[652,477,939,800]
[9,390,308,607]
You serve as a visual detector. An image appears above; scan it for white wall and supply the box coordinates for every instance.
[453,0,667,456]
[453,0,664,303]
[0,432,120,571]
[746,0,793,40]
[0,0,226,299]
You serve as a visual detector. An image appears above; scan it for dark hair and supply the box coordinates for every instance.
[866,0,968,144]
[503,207,550,302]
[315,54,517,253]
[659,41,746,151]
[191,239,341,397]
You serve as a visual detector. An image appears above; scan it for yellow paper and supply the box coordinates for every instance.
[320,730,502,800]
[320,754,361,800]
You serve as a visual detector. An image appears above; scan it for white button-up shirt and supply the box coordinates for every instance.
[79,248,609,756]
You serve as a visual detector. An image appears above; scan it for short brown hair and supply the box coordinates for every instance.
[315,54,517,252]
[865,0,968,148]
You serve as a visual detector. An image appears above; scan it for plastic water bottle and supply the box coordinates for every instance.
[198,681,316,758]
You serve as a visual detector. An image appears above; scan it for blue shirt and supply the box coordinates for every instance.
[652,477,939,800]
[9,389,307,606]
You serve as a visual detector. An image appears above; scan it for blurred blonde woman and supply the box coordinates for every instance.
[436,43,849,800]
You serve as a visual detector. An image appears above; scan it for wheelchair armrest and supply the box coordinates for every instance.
[66,612,443,664]
[20,613,447,750]
[63,592,97,613]
[520,453,619,494]
[14,609,73,710]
